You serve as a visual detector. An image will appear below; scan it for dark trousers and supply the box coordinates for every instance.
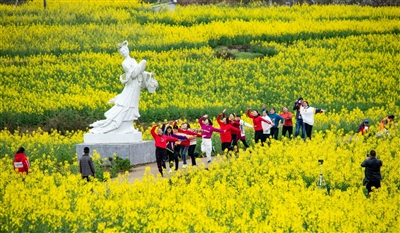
[254,130,264,145]
[167,150,179,170]
[270,128,279,140]
[82,176,90,182]
[304,123,313,139]
[367,180,381,193]
[282,126,293,138]
[222,142,232,152]
[238,137,249,148]
[262,133,270,146]
[155,147,167,175]
[188,145,197,166]
[231,134,238,150]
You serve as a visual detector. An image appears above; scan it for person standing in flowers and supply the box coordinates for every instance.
[236,114,253,149]
[176,122,202,167]
[299,101,326,140]
[228,112,241,152]
[361,150,382,195]
[266,107,284,140]
[79,147,95,181]
[13,147,30,174]
[261,110,273,146]
[151,124,180,176]
[247,108,273,145]
[293,97,305,138]
[89,40,158,134]
[199,114,225,164]
[280,106,293,138]
[161,123,187,172]
[357,119,370,135]
[173,121,201,168]
[217,110,241,153]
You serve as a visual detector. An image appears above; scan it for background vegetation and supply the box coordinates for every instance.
[1,1,400,133]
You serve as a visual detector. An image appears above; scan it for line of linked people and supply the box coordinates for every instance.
[151,98,327,176]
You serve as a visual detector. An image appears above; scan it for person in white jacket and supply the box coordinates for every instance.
[236,114,253,149]
[299,101,325,139]
[261,110,273,146]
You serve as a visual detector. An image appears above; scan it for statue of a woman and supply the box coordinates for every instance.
[89,41,157,134]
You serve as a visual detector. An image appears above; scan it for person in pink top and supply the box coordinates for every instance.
[280,106,293,138]
[199,114,225,164]
[247,108,273,145]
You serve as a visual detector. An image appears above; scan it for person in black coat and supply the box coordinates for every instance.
[361,150,382,195]
[80,147,96,181]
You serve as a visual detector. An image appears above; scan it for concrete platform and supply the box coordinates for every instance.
[83,132,142,144]
[76,141,155,165]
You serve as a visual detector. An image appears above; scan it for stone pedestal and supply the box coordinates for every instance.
[84,132,142,144]
[76,141,155,165]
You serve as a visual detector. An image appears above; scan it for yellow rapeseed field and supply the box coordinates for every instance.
[1,0,400,232]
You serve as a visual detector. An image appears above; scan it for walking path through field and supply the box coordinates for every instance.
[121,156,214,183]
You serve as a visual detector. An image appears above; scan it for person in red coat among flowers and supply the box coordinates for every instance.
[247,108,273,145]
[217,111,241,153]
[14,147,30,174]
[151,124,179,176]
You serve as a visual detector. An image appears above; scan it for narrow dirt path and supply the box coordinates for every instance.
[118,156,215,183]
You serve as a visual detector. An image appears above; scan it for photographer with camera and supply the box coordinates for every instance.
[361,150,382,195]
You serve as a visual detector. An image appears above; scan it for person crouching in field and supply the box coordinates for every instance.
[14,147,30,175]
[357,119,370,135]
[217,110,241,153]
[151,124,179,176]
[199,114,225,164]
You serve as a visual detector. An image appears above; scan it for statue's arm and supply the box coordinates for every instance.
[128,60,147,79]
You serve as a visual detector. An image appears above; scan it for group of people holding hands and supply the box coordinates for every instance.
[151,97,327,175]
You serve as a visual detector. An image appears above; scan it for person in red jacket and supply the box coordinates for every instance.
[217,112,241,153]
[14,147,30,174]
[151,124,179,176]
[247,108,273,145]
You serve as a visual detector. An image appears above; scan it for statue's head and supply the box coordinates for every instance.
[118,40,129,57]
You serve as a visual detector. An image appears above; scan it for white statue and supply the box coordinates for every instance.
[89,40,158,134]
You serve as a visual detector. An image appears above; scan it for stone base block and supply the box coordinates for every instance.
[76,141,155,165]
[84,132,142,144]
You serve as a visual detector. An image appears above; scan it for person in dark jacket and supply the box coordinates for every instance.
[293,97,305,138]
[357,119,369,135]
[79,147,96,181]
[361,150,382,195]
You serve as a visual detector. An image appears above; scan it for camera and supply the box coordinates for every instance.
[318,159,324,164]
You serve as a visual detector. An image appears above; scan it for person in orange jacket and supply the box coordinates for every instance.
[14,147,30,174]
[379,115,395,131]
